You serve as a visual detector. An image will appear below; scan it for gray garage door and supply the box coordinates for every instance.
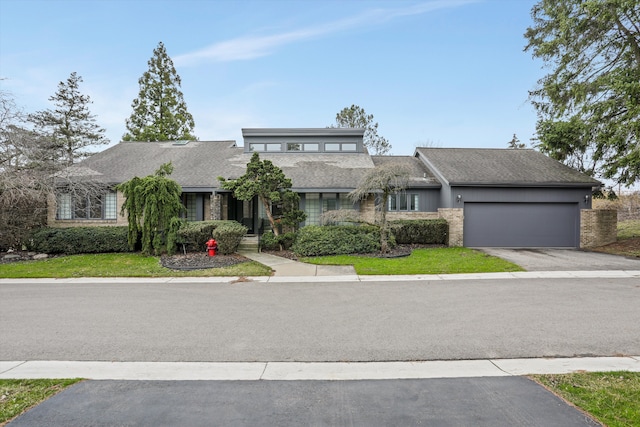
[464,202,579,248]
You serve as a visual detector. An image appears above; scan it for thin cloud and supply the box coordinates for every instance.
[174,0,477,66]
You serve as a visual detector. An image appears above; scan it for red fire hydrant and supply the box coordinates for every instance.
[206,238,218,257]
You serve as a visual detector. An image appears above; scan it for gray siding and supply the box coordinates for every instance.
[449,186,593,208]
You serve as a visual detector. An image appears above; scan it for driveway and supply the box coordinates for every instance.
[480,248,640,271]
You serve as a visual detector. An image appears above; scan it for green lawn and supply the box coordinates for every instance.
[617,220,640,240]
[302,247,523,275]
[0,253,272,278]
[533,372,640,427]
[0,379,82,425]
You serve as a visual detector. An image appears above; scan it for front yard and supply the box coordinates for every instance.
[590,220,640,258]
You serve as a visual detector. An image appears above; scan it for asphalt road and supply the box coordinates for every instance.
[2,277,639,362]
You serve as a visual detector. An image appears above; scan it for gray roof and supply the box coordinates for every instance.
[415,148,601,187]
[371,156,441,188]
[60,140,377,191]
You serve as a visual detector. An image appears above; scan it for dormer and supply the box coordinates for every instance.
[241,128,367,153]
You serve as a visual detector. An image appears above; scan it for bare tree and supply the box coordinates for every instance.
[0,88,109,250]
[0,90,53,249]
[349,163,410,252]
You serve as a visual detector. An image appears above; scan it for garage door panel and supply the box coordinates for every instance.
[464,203,578,247]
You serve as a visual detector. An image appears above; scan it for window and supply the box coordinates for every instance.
[388,193,419,211]
[324,142,357,152]
[249,143,282,152]
[56,190,117,220]
[287,143,319,152]
[304,193,320,225]
[183,193,197,221]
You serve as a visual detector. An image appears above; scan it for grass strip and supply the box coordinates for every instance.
[302,247,523,275]
[532,372,640,427]
[0,253,272,278]
[0,379,82,425]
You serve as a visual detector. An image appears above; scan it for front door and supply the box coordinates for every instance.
[228,196,258,234]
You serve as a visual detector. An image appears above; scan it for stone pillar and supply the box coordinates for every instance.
[438,208,464,247]
[580,209,617,248]
[211,193,222,221]
[359,196,378,224]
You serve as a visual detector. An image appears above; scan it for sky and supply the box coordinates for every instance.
[0,0,544,155]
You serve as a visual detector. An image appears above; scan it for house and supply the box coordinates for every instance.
[49,128,614,248]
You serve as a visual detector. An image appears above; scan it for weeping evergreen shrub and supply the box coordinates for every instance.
[116,162,184,255]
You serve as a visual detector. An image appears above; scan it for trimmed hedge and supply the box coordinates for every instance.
[292,225,381,257]
[388,219,448,244]
[260,231,297,251]
[212,222,248,255]
[175,220,238,252]
[27,226,131,254]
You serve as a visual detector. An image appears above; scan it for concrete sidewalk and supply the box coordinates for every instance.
[238,250,358,277]
[2,356,639,380]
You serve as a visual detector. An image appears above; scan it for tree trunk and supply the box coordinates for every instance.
[260,196,279,236]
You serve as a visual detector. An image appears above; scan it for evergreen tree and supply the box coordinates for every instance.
[218,152,305,236]
[117,162,184,255]
[330,105,391,155]
[507,134,526,149]
[29,72,108,165]
[525,0,640,185]
[123,42,197,142]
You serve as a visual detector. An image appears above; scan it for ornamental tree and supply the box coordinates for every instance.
[123,42,197,142]
[218,152,305,236]
[117,162,184,255]
[349,163,410,253]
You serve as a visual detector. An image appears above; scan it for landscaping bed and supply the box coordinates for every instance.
[263,243,443,261]
[160,252,250,270]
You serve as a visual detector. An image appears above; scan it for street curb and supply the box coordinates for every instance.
[1,356,639,381]
[2,270,639,284]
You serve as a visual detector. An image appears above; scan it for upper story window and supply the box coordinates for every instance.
[249,143,282,152]
[286,143,319,152]
[57,190,117,220]
[324,142,357,152]
[388,193,419,211]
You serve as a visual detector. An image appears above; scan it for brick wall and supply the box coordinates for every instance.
[580,209,617,248]
[437,208,463,246]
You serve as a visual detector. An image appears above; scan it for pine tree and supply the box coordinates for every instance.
[218,152,305,236]
[123,42,197,142]
[29,72,108,165]
[331,105,391,155]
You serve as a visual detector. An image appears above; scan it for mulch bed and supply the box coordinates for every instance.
[160,252,250,270]
[262,244,444,261]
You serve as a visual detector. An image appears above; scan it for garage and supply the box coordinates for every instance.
[463,202,580,248]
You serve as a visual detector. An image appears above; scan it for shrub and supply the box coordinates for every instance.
[212,222,248,255]
[26,226,131,254]
[259,232,279,251]
[260,231,297,251]
[175,220,238,252]
[389,219,448,244]
[292,225,381,257]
